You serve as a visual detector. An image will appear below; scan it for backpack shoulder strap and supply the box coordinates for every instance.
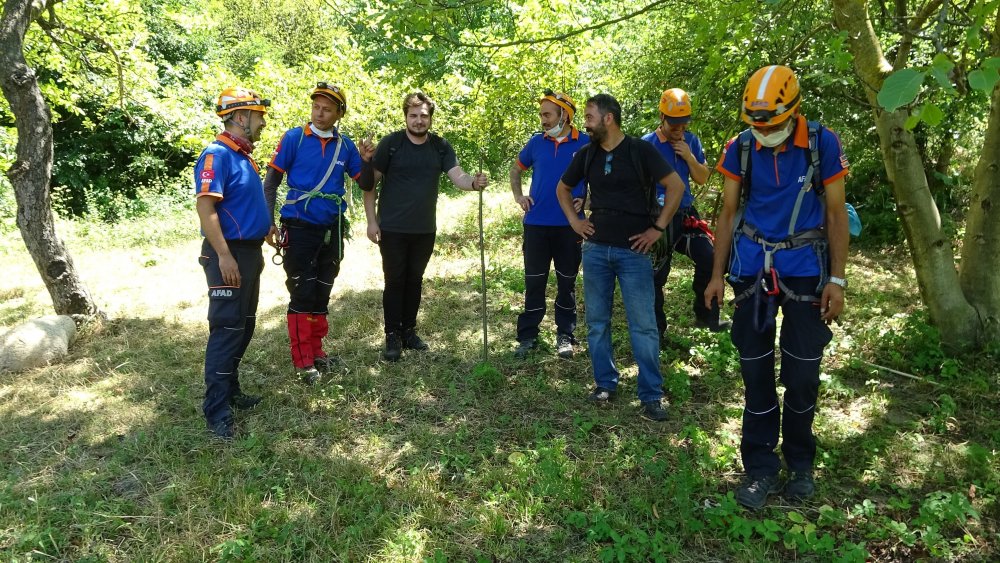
[807,121,824,197]
[626,136,656,215]
[737,129,754,210]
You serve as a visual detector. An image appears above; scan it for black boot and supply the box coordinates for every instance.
[383,332,403,361]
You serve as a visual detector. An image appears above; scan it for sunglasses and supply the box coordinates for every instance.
[604,153,613,175]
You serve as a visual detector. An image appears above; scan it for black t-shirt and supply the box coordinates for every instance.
[372,131,459,234]
[561,136,674,247]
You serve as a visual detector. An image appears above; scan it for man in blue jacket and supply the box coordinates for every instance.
[195,87,271,439]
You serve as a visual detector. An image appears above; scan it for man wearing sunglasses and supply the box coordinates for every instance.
[360,92,488,362]
[509,90,589,360]
[196,87,271,439]
[556,94,686,422]
[263,83,375,384]
[706,65,849,510]
[642,88,730,341]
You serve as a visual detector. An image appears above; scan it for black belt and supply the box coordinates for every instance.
[225,238,264,247]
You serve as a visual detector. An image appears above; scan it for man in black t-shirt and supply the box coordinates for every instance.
[556,94,685,422]
[360,92,488,361]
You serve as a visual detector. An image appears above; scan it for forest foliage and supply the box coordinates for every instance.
[3,0,989,244]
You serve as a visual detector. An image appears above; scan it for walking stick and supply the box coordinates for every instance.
[478,153,489,364]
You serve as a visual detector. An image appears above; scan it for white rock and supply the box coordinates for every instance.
[0,315,77,372]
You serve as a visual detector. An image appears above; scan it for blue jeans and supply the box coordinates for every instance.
[582,241,663,402]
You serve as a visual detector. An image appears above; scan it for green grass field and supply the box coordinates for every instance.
[1,190,997,561]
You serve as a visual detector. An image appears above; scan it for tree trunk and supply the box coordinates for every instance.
[960,81,1000,340]
[1,0,100,317]
[833,0,979,351]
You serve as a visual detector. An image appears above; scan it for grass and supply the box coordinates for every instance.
[1,192,998,562]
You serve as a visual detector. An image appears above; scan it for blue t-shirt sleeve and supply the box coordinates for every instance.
[690,134,706,164]
[717,137,741,179]
[269,130,298,173]
[819,128,849,184]
[517,136,535,169]
[344,138,363,179]
[194,148,229,198]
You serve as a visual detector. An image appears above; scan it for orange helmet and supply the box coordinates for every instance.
[311,82,347,112]
[216,87,269,117]
[741,65,800,127]
[659,88,691,124]
[539,89,576,121]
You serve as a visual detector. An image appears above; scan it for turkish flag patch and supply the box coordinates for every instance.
[200,170,216,180]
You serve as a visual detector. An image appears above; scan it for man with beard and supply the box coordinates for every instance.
[510,90,589,360]
[264,83,374,385]
[641,88,730,341]
[195,87,271,439]
[556,93,686,422]
[360,92,488,362]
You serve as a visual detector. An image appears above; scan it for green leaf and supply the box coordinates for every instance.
[929,67,955,91]
[920,103,944,126]
[878,68,924,112]
[969,68,1000,92]
[788,511,806,524]
[931,53,954,72]
[983,57,1000,71]
[905,112,921,130]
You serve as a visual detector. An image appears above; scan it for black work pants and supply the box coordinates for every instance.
[379,230,436,334]
[654,206,718,334]
[516,224,581,342]
[200,239,264,426]
[280,219,345,314]
[729,275,832,476]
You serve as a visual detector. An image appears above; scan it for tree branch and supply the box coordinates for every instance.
[432,0,674,49]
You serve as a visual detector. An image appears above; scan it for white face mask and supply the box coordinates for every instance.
[751,120,793,147]
[310,123,335,138]
[545,110,566,138]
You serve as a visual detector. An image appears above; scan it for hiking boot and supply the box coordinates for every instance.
[299,366,321,385]
[694,318,732,332]
[735,473,782,510]
[640,400,668,422]
[313,355,342,374]
[513,338,536,359]
[229,393,261,410]
[587,387,616,403]
[401,328,429,351]
[556,334,574,359]
[383,332,402,362]
[207,417,234,440]
[784,470,816,501]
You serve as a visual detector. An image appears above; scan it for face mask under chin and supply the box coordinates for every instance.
[751,120,793,147]
[545,112,566,137]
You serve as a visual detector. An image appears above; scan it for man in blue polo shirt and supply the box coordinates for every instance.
[510,90,589,359]
[642,88,729,339]
[705,65,849,509]
[195,87,272,439]
[264,83,374,384]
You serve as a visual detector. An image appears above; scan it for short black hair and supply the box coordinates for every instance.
[586,93,622,126]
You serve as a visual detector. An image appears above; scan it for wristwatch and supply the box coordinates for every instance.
[828,276,848,289]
